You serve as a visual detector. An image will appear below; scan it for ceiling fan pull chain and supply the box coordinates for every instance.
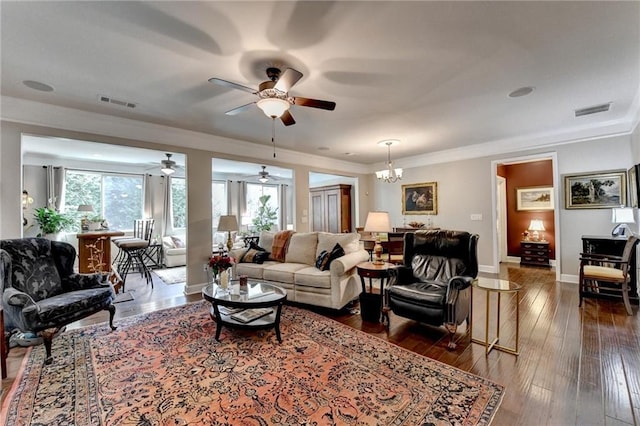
[272,117,276,158]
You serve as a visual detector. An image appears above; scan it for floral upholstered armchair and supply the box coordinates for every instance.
[0,238,117,364]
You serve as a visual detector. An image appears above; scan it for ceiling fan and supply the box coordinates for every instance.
[208,67,336,126]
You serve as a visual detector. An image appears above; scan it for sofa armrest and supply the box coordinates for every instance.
[448,275,474,291]
[63,273,105,291]
[330,250,369,276]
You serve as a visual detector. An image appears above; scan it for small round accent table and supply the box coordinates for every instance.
[356,261,395,323]
[470,277,522,356]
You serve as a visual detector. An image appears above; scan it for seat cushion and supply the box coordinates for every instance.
[235,261,278,280]
[583,265,624,281]
[263,262,308,284]
[388,281,448,308]
[33,287,113,328]
[294,266,332,289]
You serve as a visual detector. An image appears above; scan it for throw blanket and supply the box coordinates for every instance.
[270,230,294,262]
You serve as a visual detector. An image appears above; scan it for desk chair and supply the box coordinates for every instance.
[579,235,638,315]
[385,232,405,264]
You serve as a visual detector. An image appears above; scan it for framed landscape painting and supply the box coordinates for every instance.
[402,182,437,215]
[564,170,627,209]
[516,186,554,211]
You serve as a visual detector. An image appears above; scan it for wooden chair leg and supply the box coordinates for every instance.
[622,282,633,316]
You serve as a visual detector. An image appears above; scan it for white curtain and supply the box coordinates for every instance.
[143,174,153,219]
[278,184,288,231]
[46,166,65,210]
[162,175,174,236]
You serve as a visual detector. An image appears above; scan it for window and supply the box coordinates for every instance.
[64,170,144,231]
[212,180,227,228]
[171,177,186,229]
[246,183,279,231]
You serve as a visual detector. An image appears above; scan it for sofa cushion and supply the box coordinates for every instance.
[285,232,318,266]
[162,236,176,249]
[235,261,278,279]
[258,231,275,253]
[171,236,186,248]
[262,262,308,284]
[316,232,359,257]
[294,266,332,289]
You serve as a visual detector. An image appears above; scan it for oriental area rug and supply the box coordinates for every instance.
[2,302,503,425]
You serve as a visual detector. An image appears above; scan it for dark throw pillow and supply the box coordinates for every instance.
[320,243,345,271]
[315,250,329,270]
[240,242,269,264]
[253,251,271,264]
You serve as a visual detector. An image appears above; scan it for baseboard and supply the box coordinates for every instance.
[184,281,209,295]
[560,274,579,284]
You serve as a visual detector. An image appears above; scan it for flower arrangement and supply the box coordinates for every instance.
[208,254,235,277]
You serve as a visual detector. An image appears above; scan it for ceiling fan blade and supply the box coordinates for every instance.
[225,102,255,115]
[208,77,256,94]
[292,97,336,111]
[280,110,296,126]
[274,68,303,92]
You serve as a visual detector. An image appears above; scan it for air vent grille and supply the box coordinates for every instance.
[98,95,136,109]
[575,103,611,117]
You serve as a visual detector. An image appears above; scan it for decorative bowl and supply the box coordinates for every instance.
[408,221,424,228]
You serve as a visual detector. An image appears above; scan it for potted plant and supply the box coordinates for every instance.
[33,207,74,239]
[252,195,278,232]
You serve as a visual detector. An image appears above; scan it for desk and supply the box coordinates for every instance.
[581,235,638,302]
[471,277,522,356]
[357,262,395,323]
[76,230,125,273]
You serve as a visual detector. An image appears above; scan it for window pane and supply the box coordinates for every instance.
[171,178,187,229]
[103,175,143,230]
[246,183,279,231]
[63,171,102,232]
[212,181,227,228]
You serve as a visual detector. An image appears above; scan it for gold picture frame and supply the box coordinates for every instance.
[564,170,627,209]
[516,186,554,211]
[402,182,437,215]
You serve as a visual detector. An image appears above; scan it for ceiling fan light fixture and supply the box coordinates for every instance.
[256,98,290,118]
[161,153,176,175]
[259,176,269,183]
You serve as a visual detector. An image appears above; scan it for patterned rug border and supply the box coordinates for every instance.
[3,301,505,425]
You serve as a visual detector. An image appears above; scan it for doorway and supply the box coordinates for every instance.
[492,152,561,281]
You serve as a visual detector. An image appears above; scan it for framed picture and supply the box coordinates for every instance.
[402,182,437,215]
[628,164,639,208]
[564,170,627,209]
[516,186,554,211]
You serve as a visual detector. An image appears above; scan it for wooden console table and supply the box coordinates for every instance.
[76,230,125,273]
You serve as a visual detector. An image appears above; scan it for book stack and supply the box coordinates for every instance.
[230,308,273,323]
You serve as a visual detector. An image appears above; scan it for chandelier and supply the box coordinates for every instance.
[375,140,403,183]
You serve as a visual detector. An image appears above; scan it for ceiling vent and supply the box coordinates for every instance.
[575,102,611,117]
[98,95,136,109]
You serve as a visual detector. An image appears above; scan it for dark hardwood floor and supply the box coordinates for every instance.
[2,264,639,425]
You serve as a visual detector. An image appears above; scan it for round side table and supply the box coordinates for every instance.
[356,261,395,323]
[470,277,522,356]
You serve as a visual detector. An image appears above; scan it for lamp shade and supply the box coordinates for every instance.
[77,204,94,213]
[364,211,392,233]
[528,219,545,231]
[611,207,636,224]
[217,215,239,232]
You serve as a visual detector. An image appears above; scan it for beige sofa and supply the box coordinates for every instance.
[162,232,244,267]
[230,231,368,310]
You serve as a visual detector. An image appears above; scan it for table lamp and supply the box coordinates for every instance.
[528,219,545,242]
[611,207,635,237]
[217,215,239,252]
[364,211,392,265]
[77,204,94,231]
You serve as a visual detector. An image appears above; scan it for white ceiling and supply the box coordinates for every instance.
[2,1,639,166]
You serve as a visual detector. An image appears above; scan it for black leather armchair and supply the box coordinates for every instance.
[1,238,116,364]
[386,230,479,349]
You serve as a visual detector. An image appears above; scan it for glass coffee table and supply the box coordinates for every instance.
[202,280,287,342]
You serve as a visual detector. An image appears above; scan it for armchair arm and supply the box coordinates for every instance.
[579,256,628,267]
[2,287,36,307]
[448,275,474,291]
[330,250,369,276]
